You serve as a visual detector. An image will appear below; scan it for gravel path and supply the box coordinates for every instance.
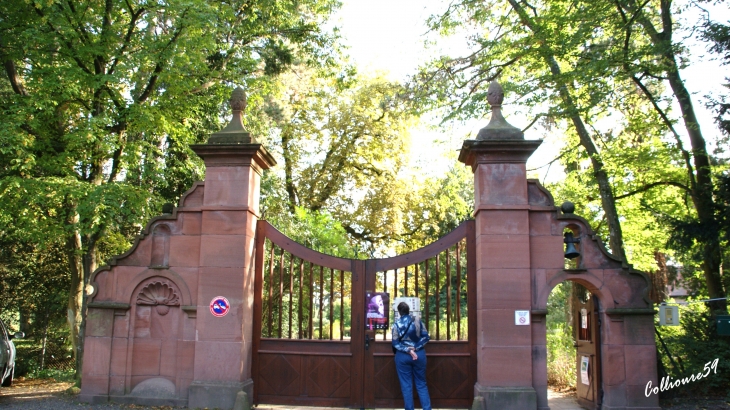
[1,378,728,409]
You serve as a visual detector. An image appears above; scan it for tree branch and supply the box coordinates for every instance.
[2,59,28,96]
[630,75,698,194]
[109,5,146,75]
[34,7,93,75]
[107,132,126,183]
[615,181,690,200]
[527,143,581,171]
[135,10,187,103]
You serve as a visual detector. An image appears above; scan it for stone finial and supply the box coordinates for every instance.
[230,86,247,111]
[207,86,255,144]
[475,80,524,140]
[561,201,575,214]
[487,81,504,107]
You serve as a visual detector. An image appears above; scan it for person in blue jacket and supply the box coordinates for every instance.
[391,302,431,410]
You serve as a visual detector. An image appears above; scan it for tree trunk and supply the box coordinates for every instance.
[65,208,84,377]
[18,310,30,335]
[663,57,726,313]
[553,75,627,262]
[76,233,99,382]
[650,252,669,304]
[65,197,103,381]
[281,128,298,214]
[508,0,628,262]
[624,0,727,312]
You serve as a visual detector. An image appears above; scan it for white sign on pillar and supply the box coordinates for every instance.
[393,297,421,320]
[515,310,530,325]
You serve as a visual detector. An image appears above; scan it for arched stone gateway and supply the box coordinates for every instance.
[460,81,659,410]
[81,84,659,410]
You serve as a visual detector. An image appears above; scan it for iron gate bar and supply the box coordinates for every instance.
[298,258,304,339]
[456,241,461,340]
[309,262,314,339]
[447,246,451,340]
[415,264,419,298]
[424,258,429,332]
[288,253,294,339]
[340,269,344,340]
[403,266,408,297]
[278,250,284,338]
[435,253,440,340]
[318,265,323,339]
[394,268,398,299]
[267,245,274,336]
[329,268,334,339]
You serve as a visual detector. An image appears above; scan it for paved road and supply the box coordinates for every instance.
[2,378,729,409]
[0,383,583,410]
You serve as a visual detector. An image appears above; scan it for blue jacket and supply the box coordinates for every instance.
[391,314,430,353]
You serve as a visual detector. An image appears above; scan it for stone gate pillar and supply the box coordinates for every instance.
[81,87,275,409]
[459,81,542,409]
[186,87,276,408]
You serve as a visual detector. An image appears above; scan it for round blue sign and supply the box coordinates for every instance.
[209,296,230,317]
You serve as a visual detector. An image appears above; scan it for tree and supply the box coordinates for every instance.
[260,65,474,255]
[418,0,629,261]
[0,0,338,377]
[418,0,728,312]
[609,0,727,312]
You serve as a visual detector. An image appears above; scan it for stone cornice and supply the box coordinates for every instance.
[605,308,657,316]
[88,302,131,310]
[459,139,542,169]
[190,143,277,174]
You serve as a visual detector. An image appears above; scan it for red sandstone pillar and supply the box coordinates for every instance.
[459,81,541,410]
[187,87,276,408]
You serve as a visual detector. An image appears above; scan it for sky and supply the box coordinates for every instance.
[331,0,729,184]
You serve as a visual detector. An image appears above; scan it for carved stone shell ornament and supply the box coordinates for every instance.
[136,281,181,315]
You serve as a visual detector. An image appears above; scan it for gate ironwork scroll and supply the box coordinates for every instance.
[251,219,476,409]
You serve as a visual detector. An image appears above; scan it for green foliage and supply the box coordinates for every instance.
[547,123,692,272]
[546,281,576,389]
[547,324,576,389]
[27,368,76,382]
[13,332,74,378]
[0,0,340,370]
[269,206,360,258]
[419,0,730,305]
[259,64,473,255]
[656,303,730,396]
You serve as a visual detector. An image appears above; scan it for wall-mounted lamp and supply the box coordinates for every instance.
[564,231,581,259]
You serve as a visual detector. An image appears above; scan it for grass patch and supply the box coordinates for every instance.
[27,368,76,382]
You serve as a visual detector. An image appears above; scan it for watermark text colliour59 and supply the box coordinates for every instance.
[645,358,719,397]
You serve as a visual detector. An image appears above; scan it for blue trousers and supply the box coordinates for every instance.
[394,350,432,410]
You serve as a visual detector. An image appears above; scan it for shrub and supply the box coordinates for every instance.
[655,302,730,397]
[546,281,576,390]
[547,323,576,389]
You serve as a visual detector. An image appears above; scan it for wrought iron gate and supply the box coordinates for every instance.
[251,220,476,408]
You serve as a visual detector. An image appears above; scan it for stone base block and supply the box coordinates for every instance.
[603,407,662,410]
[109,395,188,407]
[79,394,110,405]
[81,393,187,408]
[474,384,537,410]
[233,390,251,410]
[188,379,253,410]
